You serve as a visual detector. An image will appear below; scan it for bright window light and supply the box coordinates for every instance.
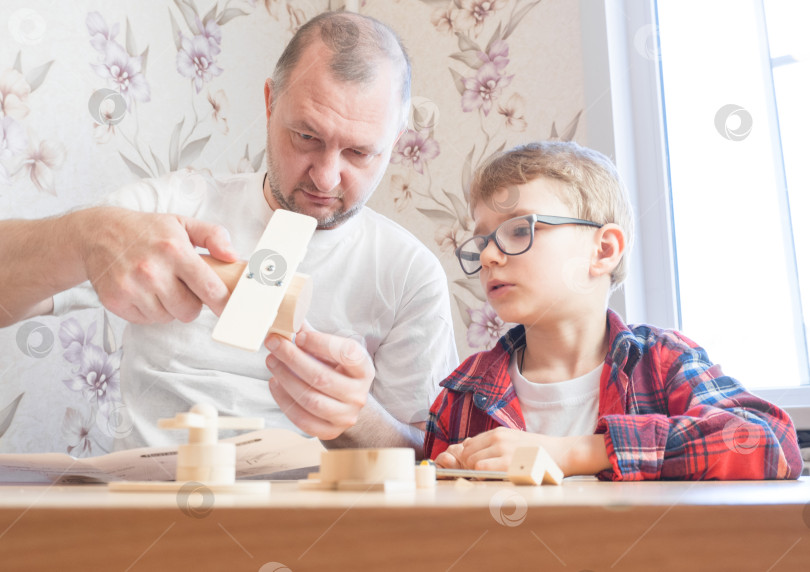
[657,0,809,388]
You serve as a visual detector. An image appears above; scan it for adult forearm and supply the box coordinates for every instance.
[0,211,89,327]
[321,394,426,458]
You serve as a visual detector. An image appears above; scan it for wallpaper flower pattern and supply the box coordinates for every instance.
[0,52,63,194]
[383,0,583,351]
[0,0,586,455]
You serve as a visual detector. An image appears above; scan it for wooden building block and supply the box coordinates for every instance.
[203,255,312,341]
[435,446,563,486]
[301,448,416,492]
[109,403,269,494]
[210,210,316,351]
[507,446,564,486]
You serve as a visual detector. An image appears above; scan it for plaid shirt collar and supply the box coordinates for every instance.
[441,309,645,411]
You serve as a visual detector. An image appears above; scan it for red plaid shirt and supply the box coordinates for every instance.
[425,310,802,480]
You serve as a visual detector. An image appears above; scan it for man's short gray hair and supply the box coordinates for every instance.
[271,11,411,127]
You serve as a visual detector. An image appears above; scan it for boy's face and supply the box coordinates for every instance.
[472,177,601,326]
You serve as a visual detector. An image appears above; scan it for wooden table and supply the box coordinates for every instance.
[1,477,809,571]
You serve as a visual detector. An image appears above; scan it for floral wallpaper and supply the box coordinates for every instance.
[0,0,585,455]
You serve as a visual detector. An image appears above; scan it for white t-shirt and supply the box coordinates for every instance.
[508,353,602,436]
[54,170,458,448]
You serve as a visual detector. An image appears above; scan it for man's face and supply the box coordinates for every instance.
[264,42,404,229]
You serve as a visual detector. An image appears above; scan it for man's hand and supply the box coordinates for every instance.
[264,323,374,440]
[433,428,611,476]
[79,207,239,324]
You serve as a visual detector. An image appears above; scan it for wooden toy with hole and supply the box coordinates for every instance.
[108,403,270,494]
[204,209,317,351]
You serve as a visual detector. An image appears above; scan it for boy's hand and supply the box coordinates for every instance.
[434,443,466,469]
[435,428,611,476]
[448,427,555,472]
[264,323,375,440]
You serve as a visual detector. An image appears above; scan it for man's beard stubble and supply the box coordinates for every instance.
[265,152,362,230]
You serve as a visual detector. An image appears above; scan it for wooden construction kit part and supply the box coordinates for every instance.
[202,255,313,342]
[435,446,563,486]
[300,446,562,491]
[109,403,270,494]
[301,448,419,492]
[209,209,317,351]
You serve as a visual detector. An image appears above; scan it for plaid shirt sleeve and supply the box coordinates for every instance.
[596,329,802,481]
[425,340,523,460]
[425,387,457,459]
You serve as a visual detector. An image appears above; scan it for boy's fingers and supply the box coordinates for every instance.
[470,456,508,473]
[435,451,462,469]
[457,434,487,460]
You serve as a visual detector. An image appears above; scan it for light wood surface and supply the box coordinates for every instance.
[1,478,809,571]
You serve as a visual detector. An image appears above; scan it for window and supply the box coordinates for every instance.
[581,0,809,404]
[656,0,809,390]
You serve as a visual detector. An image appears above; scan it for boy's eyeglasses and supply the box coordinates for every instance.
[454,214,603,275]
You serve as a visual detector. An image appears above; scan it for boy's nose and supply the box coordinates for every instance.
[479,240,506,268]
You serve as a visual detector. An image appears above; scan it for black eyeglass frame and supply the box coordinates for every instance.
[454,213,603,275]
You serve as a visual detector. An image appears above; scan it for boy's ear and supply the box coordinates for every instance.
[590,223,626,279]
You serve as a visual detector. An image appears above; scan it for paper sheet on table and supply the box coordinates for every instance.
[0,428,325,484]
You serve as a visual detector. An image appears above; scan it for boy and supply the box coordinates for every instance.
[425,141,802,480]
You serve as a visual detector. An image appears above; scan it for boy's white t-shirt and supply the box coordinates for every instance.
[508,354,603,436]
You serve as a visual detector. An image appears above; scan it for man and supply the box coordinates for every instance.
[0,12,457,455]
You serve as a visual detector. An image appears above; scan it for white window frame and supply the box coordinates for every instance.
[579,0,810,419]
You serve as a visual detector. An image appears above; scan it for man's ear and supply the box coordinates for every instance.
[264,78,274,120]
[590,223,626,279]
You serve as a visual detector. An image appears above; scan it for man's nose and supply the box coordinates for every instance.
[308,151,341,193]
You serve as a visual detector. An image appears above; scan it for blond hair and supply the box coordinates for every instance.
[470,141,634,287]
